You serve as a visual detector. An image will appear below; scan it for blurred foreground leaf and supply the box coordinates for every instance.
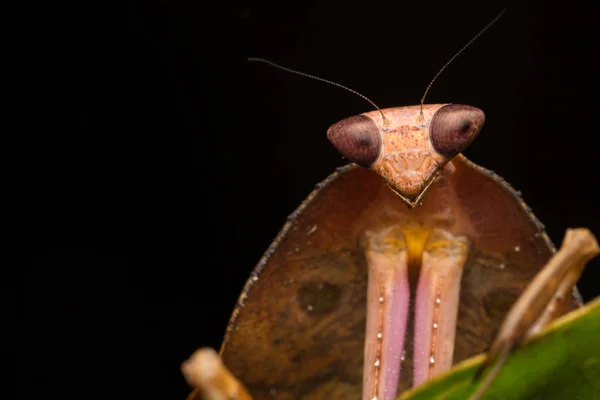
[398,297,600,400]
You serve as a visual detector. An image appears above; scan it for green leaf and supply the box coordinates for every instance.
[398,297,600,400]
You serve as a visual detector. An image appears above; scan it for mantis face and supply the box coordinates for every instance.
[327,104,485,208]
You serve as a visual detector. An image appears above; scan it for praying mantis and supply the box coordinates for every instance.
[182,9,599,400]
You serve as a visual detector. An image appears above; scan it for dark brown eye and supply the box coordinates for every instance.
[326,115,381,167]
[430,104,485,157]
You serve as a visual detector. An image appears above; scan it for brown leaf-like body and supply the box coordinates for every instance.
[191,155,582,399]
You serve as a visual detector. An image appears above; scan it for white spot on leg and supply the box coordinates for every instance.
[514,246,520,252]
[433,323,438,329]
[377,332,382,339]
[374,358,380,367]
[435,297,441,304]
[379,296,384,303]
[430,355,435,364]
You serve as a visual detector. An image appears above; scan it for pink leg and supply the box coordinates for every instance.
[362,227,411,400]
[413,229,470,386]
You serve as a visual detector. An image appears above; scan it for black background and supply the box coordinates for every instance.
[22,1,599,399]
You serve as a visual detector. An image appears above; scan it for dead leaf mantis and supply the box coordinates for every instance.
[182,9,599,400]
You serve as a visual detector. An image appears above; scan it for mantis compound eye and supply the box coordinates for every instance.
[327,115,381,167]
[430,104,485,157]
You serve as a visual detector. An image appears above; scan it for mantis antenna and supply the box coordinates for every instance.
[418,8,507,121]
[250,8,506,125]
[247,57,387,122]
